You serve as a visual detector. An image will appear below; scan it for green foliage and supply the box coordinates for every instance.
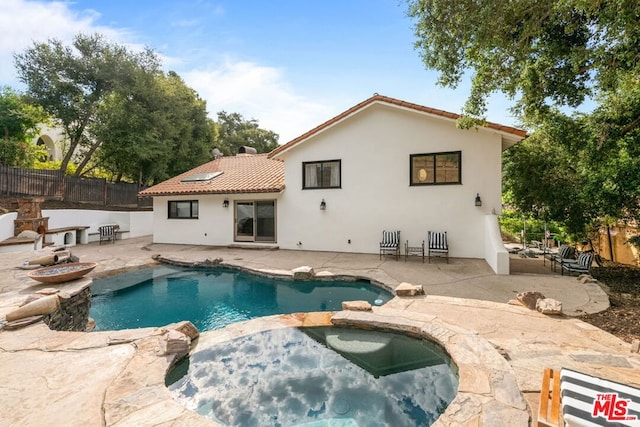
[406,0,640,125]
[0,87,49,167]
[407,1,640,234]
[214,111,279,155]
[92,71,214,185]
[499,209,567,244]
[14,33,161,175]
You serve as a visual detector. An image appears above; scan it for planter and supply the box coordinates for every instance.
[27,262,97,284]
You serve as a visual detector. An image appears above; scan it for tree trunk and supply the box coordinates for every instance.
[74,140,102,176]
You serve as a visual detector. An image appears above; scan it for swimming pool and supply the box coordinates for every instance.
[90,266,393,331]
[168,326,459,426]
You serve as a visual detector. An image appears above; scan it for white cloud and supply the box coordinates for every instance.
[181,59,334,143]
[0,0,130,87]
[0,1,334,143]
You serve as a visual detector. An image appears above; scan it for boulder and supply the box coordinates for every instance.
[516,291,546,310]
[341,300,372,311]
[395,282,425,296]
[536,298,563,315]
[156,330,190,357]
[292,266,315,280]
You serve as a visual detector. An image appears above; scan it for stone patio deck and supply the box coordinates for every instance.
[1,237,639,426]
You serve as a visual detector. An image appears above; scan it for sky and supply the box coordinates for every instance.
[0,0,520,143]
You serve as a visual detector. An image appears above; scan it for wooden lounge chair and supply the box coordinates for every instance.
[98,225,118,245]
[538,368,562,426]
[427,231,449,263]
[379,230,400,261]
[560,252,594,276]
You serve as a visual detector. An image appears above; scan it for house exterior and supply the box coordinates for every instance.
[140,95,526,274]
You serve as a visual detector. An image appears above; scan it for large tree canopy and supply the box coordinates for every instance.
[408,0,640,236]
[92,71,214,185]
[14,33,160,175]
[407,0,640,123]
[214,111,279,156]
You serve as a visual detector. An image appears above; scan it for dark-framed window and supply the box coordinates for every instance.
[410,151,461,185]
[302,160,341,189]
[168,200,199,219]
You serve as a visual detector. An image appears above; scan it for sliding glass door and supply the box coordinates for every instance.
[234,200,276,242]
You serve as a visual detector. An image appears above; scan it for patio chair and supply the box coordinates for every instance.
[560,252,594,276]
[98,225,118,245]
[379,230,400,261]
[538,367,640,426]
[427,231,449,263]
[550,245,576,271]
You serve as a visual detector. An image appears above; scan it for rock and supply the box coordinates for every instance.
[536,298,563,315]
[3,315,43,330]
[631,340,640,354]
[292,266,315,280]
[171,321,199,341]
[395,282,425,296]
[578,274,597,283]
[85,317,96,332]
[156,330,190,357]
[35,288,60,295]
[341,300,372,311]
[516,291,546,310]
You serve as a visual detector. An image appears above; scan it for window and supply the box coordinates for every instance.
[410,151,461,185]
[168,200,199,219]
[302,160,341,189]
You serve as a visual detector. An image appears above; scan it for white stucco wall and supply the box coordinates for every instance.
[42,209,153,238]
[274,103,504,259]
[151,193,279,245]
[484,214,510,274]
[0,212,18,239]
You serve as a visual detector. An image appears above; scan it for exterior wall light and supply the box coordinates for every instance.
[475,193,482,207]
[223,199,229,208]
[320,199,326,210]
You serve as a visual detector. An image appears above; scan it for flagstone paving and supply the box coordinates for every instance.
[1,237,639,426]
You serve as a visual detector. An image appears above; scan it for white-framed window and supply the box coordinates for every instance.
[168,200,199,219]
[410,151,461,185]
[302,160,341,189]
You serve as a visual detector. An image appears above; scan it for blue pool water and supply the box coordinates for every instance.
[169,326,459,426]
[90,266,393,331]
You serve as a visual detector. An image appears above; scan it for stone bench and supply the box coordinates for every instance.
[44,226,90,247]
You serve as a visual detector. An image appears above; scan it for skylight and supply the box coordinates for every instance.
[180,171,223,183]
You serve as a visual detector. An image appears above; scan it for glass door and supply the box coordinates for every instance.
[256,200,275,242]
[235,201,255,242]
[234,200,276,242]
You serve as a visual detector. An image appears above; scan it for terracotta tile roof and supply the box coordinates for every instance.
[139,154,284,197]
[268,94,527,158]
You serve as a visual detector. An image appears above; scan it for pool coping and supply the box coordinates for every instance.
[4,247,638,426]
[99,307,529,426]
[93,258,529,426]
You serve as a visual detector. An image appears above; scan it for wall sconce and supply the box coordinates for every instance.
[475,193,482,207]
[222,199,229,208]
[320,199,326,210]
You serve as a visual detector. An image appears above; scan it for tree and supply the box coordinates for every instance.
[214,111,279,156]
[0,87,48,166]
[92,71,214,185]
[14,33,160,175]
[406,0,640,124]
[407,0,640,235]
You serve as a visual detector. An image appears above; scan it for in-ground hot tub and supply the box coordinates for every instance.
[167,326,459,426]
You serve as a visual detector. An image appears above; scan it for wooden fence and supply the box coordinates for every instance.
[0,164,152,207]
